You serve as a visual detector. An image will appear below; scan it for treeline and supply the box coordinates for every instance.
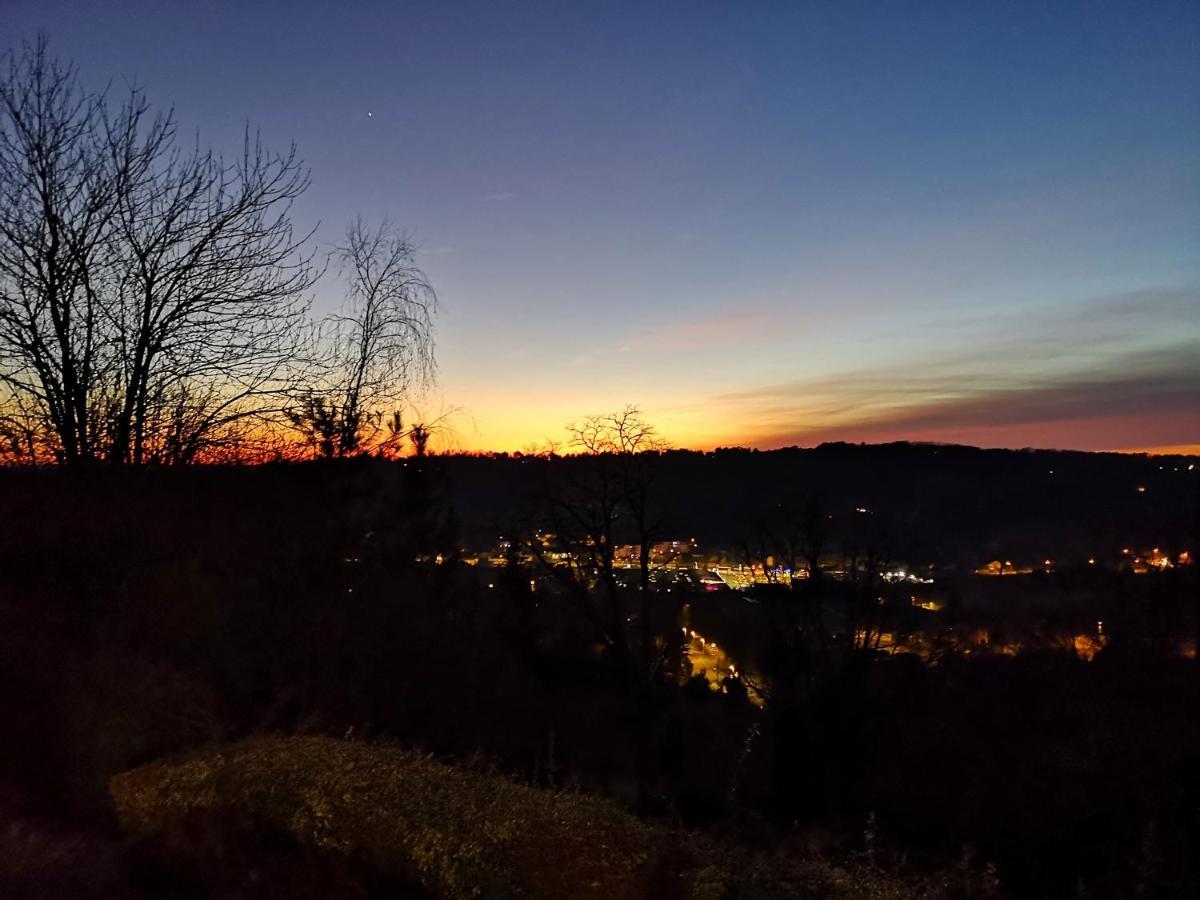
[442,441,1199,567]
[0,39,437,465]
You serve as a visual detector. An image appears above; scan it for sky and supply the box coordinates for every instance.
[6,0,1198,453]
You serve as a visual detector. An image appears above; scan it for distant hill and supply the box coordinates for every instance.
[0,442,1193,569]
[440,442,1199,567]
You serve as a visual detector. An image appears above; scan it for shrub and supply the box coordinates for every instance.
[111,735,933,899]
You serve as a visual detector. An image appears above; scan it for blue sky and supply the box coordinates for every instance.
[7,0,1198,450]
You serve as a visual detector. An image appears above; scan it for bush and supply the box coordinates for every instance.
[110,735,933,899]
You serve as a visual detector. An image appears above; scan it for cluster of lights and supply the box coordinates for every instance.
[1119,547,1188,572]
[976,547,1193,576]
[683,626,719,652]
[683,627,743,680]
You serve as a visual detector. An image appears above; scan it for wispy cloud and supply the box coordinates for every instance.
[711,325,1200,452]
[483,191,516,202]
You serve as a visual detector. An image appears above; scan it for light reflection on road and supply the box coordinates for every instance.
[682,628,765,707]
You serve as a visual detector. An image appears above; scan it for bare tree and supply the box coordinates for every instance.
[568,406,669,671]
[104,121,317,464]
[525,407,669,674]
[0,38,317,464]
[0,38,116,463]
[404,402,469,457]
[523,406,670,810]
[289,218,437,458]
[0,389,51,463]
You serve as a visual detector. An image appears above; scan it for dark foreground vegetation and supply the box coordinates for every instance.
[109,734,933,899]
[1,451,1197,898]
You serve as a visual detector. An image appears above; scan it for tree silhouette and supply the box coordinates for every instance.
[289,218,437,458]
[0,38,316,464]
[522,406,675,809]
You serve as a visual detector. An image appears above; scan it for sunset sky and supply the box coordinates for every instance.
[11,0,1199,453]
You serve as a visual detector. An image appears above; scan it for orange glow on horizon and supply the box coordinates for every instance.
[446,402,1200,456]
[1123,444,1200,456]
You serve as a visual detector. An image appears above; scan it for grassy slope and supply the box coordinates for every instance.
[110,735,933,899]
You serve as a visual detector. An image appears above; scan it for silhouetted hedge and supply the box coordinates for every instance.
[110,735,937,899]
